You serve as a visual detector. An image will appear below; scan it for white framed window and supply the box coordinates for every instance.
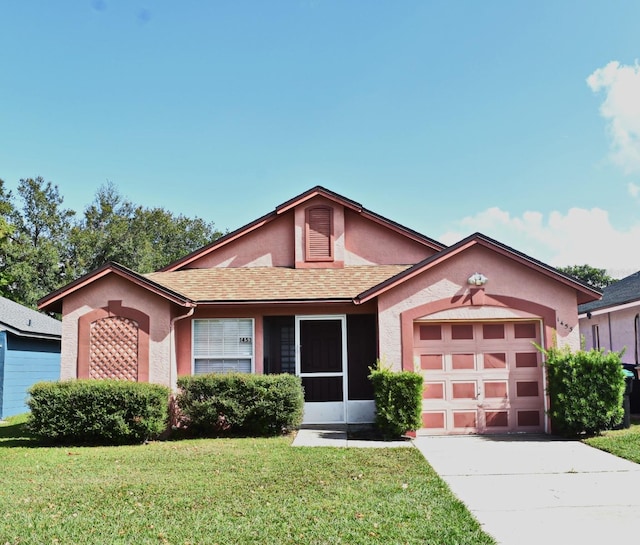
[193,318,254,374]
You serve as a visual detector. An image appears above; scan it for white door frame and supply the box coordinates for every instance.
[295,314,348,424]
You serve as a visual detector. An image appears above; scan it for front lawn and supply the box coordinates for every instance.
[584,418,640,463]
[0,415,494,545]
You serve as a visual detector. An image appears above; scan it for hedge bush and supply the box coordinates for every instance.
[175,373,304,436]
[27,379,170,445]
[369,364,423,439]
[544,346,625,436]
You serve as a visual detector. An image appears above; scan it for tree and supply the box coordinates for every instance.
[0,177,224,307]
[68,182,136,275]
[70,182,223,276]
[0,179,17,294]
[3,177,75,308]
[557,264,617,290]
[128,206,222,273]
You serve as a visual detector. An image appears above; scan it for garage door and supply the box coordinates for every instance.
[415,321,544,434]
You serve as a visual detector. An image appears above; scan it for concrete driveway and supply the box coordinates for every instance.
[413,435,640,545]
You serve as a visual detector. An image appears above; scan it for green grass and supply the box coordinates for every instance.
[584,417,640,464]
[0,414,494,545]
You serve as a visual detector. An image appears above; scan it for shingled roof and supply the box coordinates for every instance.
[145,265,411,302]
[579,271,640,314]
[0,296,61,340]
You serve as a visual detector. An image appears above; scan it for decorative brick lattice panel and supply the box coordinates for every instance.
[89,317,139,380]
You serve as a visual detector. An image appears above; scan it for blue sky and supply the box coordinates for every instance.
[2,1,640,277]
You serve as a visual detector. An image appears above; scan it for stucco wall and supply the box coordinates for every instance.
[61,274,174,386]
[377,245,582,371]
[579,307,639,363]
[344,209,438,265]
[185,197,440,272]
[189,213,295,268]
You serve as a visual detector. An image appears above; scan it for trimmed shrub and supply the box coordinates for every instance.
[176,373,304,436]
[543,346,625,437]
[27,379,170,445]
[369,364,423,439]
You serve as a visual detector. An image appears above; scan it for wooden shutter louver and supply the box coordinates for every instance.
[306,206,333,261]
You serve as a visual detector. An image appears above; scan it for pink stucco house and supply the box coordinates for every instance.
[38,187,600,434]
[579,271,640,357]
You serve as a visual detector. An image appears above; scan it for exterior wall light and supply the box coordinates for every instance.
[468,272,488,286]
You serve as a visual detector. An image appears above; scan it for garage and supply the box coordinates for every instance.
[415,320,545,434]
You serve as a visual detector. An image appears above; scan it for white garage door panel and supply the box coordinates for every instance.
[416,321,544,434]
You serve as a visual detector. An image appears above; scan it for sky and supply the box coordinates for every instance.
[1,1,640,278]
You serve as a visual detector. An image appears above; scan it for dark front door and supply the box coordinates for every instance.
[297,316,346,423]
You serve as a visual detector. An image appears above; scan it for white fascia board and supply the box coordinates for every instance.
[579,299,640,319]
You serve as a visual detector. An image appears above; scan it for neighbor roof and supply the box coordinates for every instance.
[578,271,640,314]
[0,296,61,340]
[145,265,411,303]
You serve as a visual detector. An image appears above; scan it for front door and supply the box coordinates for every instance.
[296,315,347,424]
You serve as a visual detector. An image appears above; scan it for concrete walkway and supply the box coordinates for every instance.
[413,435,640,545]
[291,425,413,448]
[293,428,640,544]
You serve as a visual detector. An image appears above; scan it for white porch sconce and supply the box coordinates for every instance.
[467,272,488,286]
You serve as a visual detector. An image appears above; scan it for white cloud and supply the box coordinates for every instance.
[629,182,640,199]
[440,207,640,279]
[587,61,640,173]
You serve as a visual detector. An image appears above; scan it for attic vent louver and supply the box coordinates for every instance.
[305,206,333,261]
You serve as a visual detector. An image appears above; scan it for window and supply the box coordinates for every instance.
[305,206,333,261]
[592,324,600,350]
[193,318,254,374]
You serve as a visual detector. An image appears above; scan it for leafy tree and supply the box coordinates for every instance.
[68,182,136,275]
[0,177,223,307]
[0,179,17,294]
[557,264,617,290]
[128,206,222,273]
[3,177,75,307]
[70,182,223,275]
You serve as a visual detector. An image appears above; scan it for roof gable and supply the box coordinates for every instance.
[160,186,445,272]
[355,232,602,305]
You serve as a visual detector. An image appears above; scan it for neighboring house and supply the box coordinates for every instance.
[0,296,61,419]
[38,187,599,434]
[578,271,640,361]
[578,272,640,412]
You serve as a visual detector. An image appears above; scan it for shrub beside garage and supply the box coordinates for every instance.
[543,346,625,437]
[369,364,423,439]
